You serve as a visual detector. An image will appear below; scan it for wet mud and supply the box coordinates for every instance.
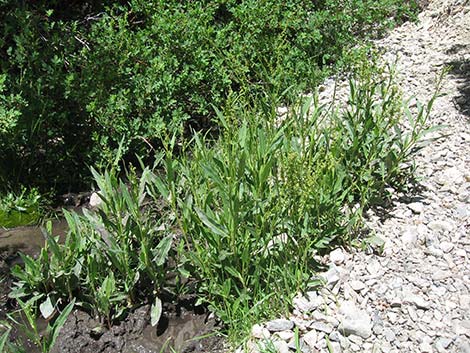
[0,220,225,353]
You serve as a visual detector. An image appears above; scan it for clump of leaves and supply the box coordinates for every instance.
[0,188,44,228]
[10,167,172,329]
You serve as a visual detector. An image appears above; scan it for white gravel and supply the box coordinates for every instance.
[248,0,470,352]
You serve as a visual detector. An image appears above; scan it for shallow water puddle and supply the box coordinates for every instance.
[0,220,69,259]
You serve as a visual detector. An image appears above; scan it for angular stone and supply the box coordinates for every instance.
[303,330,318,349]
[456,337,470,353]
[266,319,294,332]
[420,342,433,352]
[310,321,334,334]
[322,266,341,287]
[405,294,431,310]
[274,330,294,342]
[435,337,453,352]
[460,295,470,309]
[329,341,342,353]
[432,270,451,281]
[366,260,382,276]
[350,280,366,292]
[273,340,290,353]
[329,331,342,342]
[439,241,454,253]
[293,295,316,314]
[407,202,424,214]
[383,328,396,342]
[456,320,470,337]
[251,324,270,339]
[287,337,309,353]
[428,220,453,233]
[338,302,372,339]
[330,248,346,265]
[89,192,103,208]
[402,229,418,245]
[347,334,363,345]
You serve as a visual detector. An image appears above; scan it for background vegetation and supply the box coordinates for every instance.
[0,0,418,195]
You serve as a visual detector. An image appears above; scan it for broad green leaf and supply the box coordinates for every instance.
[39,296,55,320]
[153,235,173,266]
[150,297,162,327]
[195,208,228,238]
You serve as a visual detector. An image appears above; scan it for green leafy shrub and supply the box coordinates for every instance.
[0,0,419,193]
[7,63,439,347]
[0,188,44,228]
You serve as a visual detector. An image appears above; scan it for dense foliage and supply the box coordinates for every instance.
[0,0,418,193]
[7,64,440,348]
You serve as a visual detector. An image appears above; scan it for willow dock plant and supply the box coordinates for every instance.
[9,166,174,331]
[152,63,442,343]
[4,63,441,350]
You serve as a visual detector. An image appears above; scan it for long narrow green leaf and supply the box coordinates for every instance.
[50,299,76,349]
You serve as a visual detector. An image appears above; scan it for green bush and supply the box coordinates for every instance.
[8,63,439,347]
[151,63,438,342]
[0,0,418,193]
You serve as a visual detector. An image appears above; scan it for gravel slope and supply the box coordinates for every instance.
[248,1,470,352]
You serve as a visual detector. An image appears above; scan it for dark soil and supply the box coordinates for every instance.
[50,304,225,353]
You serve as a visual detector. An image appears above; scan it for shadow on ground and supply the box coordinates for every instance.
[446,45,470,116]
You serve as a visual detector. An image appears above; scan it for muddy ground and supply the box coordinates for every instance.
[0,221,226,353]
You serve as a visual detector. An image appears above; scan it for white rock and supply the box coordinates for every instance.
[338,301,372,339]
[330,248,346,265]
[408,202,424,214]
[405,294,431,310]
[432,270,451,281]
[273,340,290,353]
[366,260,382,276]
[402,229,418,244]
[310,321,334,334]
[303,330,318,349]
[456,320,470,337]
[274,331,294,341]
[322,266,340,287]
[456,337,470,353]
[428,220,453,233]
[89,192,103,208]
[329,341,342,353]
[460,295,470,309]
[456,248,467,257]
[442,166,464,185]
[265,319,294,332]
[349,280,366,292]
[439,241,454,253]
[383,328,396,342]
[435,337,453,352]
[293,295,316,314]
[306,292,325,309]
[420,342,433,352]
[251,324,270,339]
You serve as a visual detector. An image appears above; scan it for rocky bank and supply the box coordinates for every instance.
[248,1,470,352]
